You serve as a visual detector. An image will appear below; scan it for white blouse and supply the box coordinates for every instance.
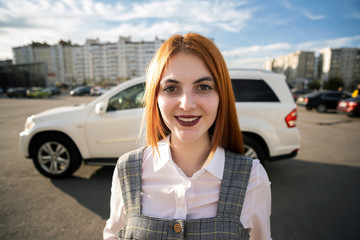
[103,139,272,240]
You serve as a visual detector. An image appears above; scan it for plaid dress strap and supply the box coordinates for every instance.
[117,147,144,217]
[216,150,253,219]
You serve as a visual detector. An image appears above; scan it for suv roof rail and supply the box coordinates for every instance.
[229,68,274,74]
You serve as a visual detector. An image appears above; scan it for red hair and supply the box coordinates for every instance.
[144,33,244,156]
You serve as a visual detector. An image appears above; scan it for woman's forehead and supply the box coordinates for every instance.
[161,53,211,79]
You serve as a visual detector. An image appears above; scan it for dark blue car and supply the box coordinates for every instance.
[7,87,27,98]
[70,86,91,96]
[296,90,351,112]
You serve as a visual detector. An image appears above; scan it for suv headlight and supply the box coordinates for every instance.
[24,116,35,130]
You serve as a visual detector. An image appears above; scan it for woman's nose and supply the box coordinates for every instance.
[179,91,196,110]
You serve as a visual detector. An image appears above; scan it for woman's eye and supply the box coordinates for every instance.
[198,85,212,91]
[163,85,177,92]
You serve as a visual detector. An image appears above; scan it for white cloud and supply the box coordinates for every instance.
[0,0,255,59]
[226,57,268,69]
[350,9,360,19]
[0,0,359,69]
[223,35,360,69]
[0,0,253,26]
[223,42,292,57]
[296,35,360,52]
[88,21,209,42]
[299,9,325,20]
[280,0,325,20]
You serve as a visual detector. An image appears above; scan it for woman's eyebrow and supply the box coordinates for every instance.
[160,78,179,85]
[160,76,214,85]
[194,77,214,84]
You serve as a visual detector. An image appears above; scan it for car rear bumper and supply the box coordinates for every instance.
[337,107,360,116]
[265,127,301,158]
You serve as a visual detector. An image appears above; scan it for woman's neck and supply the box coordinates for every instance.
[170,134,211,177]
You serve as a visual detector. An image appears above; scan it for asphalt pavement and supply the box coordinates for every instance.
[0,95,359,240]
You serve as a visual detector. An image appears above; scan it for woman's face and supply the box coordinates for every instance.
[157,53,219,145]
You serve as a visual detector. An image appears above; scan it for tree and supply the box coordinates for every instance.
[324,77,344,90]
[308,79,320,90]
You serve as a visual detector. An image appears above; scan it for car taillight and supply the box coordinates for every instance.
[304,98,308,103]
[285,108,297,128]
[348,102,358,108]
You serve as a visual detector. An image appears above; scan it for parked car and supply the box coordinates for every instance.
[70,86,91,96]
[296,90,351,112]
[291,89,313,101]
[90,86,107,96]
[46,87,61,96]
[336,97,360,117]
[7,87,27,98]
[19,70,301,178]
[26,87,52,98]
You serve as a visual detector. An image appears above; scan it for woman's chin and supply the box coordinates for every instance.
[171,131,208,144]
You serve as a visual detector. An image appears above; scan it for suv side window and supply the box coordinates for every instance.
[231,79,279,102]
[107,83,145,111]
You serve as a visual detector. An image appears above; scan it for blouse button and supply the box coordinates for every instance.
[174,223,182,233]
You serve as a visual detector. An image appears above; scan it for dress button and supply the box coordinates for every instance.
[174,223,182,233]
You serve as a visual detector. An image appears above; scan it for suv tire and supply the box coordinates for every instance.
[32,134,82,179]
[243,136,266,162]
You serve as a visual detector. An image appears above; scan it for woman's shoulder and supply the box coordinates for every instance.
[116,147,146,165]
[249,159,271,187]
[224,150,254,167]
[224,150,269,183]
[225,150,252,160]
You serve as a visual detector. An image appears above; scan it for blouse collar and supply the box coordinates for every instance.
[154,136,225,180]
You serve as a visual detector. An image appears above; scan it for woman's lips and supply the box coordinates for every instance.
[175,116,201,126]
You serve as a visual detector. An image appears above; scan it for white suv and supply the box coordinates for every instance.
[20,69,300,178]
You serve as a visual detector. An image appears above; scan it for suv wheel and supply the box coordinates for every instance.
[316,104,327,113]
[243,136,266,162]
[32,134,82,179]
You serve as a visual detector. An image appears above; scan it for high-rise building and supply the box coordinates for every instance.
[13,45,34,64]
[12,36,164,87]
[13,42,65,86]
[265,51,315,88]
[319,48,360,89]
[116,36,163,79]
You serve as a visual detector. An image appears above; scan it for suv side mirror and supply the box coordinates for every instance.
[95,102,106,115]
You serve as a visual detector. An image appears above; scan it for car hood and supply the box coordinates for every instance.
[32,103,87,120]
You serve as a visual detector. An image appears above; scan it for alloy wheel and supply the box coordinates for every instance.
[37,141,70,175]
[244,145,258,159]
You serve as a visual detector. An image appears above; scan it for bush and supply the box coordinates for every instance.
[324,77,344,90]
[308,79,320,90]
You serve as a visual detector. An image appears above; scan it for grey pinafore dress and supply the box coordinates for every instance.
[116,148,253,240]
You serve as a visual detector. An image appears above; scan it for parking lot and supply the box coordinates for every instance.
[0,95,360,240]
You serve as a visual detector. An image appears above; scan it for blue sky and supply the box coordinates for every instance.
[0,0,359,68]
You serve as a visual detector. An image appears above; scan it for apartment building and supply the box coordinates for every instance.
[264,51,315,88]
[117,36,163,79]
[265,48,360,90]
[13,45,34,64]
[319,48,360,89]
[13,36,164,87]
[13,42,68,86]
[72,45,85,85]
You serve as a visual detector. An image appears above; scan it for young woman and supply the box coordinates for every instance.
[104,33,272,240]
